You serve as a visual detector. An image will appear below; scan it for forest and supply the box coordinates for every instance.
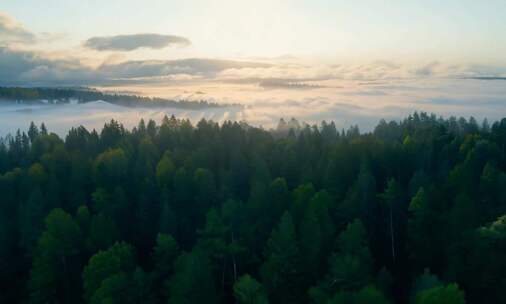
[0,87,227,109]
[1,113,505,304]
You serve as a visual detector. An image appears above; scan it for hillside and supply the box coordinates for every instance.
[0,87,233,109]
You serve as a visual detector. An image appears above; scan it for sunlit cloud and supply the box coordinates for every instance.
[1,9,506,135]
[0,11,35,44]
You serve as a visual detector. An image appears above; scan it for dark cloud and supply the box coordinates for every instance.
[84,33,191,51]
[0,47,271,86]
[413,61,440,77]
[0,47,100,85]
[98,58,271,78]
[419,97,506,107]
[466,76,506,81]
[259,79,324,90]
[0,12,35,43]
[220,75,338,87]
[462,64,506,77]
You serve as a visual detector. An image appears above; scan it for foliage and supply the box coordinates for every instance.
[0,113,504,303]
[233,274,269,304]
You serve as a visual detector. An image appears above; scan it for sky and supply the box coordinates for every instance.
[1,1,506,132]
[2,0,506,61]
[2,1,506,82]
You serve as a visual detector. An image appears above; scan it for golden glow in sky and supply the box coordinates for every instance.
[1,1,506,132]
[2,0,506,63]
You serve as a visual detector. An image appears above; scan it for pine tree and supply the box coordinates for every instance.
[260,212,303,304]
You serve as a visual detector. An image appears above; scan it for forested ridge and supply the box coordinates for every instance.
[0,87,228,109]
[1,113,506,304]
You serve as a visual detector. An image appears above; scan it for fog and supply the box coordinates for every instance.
[1,78,506,137]
[0,101,243,137]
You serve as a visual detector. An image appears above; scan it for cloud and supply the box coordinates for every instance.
[0,47,271,85]
[467,76,506,81]
[339,89,389,96]
[0,12,35,43]
[258,78,325,90]
[98,58,271,79]
[413,61,440,77]
[419,97,506,107]
[0,47,99,85]
[84,33,191,51]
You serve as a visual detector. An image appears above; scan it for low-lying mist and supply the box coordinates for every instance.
[1,78,505,137]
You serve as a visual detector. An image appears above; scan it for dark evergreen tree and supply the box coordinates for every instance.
[0,113,505,303]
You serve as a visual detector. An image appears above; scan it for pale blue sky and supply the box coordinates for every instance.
[2,0,506,63]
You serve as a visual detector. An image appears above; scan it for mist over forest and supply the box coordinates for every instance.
[2,113,506,303]
[2,1,506,303]
[2,78,506,139]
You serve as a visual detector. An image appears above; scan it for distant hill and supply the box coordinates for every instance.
[0,87,236,109]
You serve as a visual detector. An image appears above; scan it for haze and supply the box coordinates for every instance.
[1,1,506,134]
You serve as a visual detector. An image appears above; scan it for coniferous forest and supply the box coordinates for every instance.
[0,87,227,109]
[2,113,506,304]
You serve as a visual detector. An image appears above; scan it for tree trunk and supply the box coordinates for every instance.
[390,208,396,263]
[61,255,70,303]
[231,232,238,282]
[222,256,226,292]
